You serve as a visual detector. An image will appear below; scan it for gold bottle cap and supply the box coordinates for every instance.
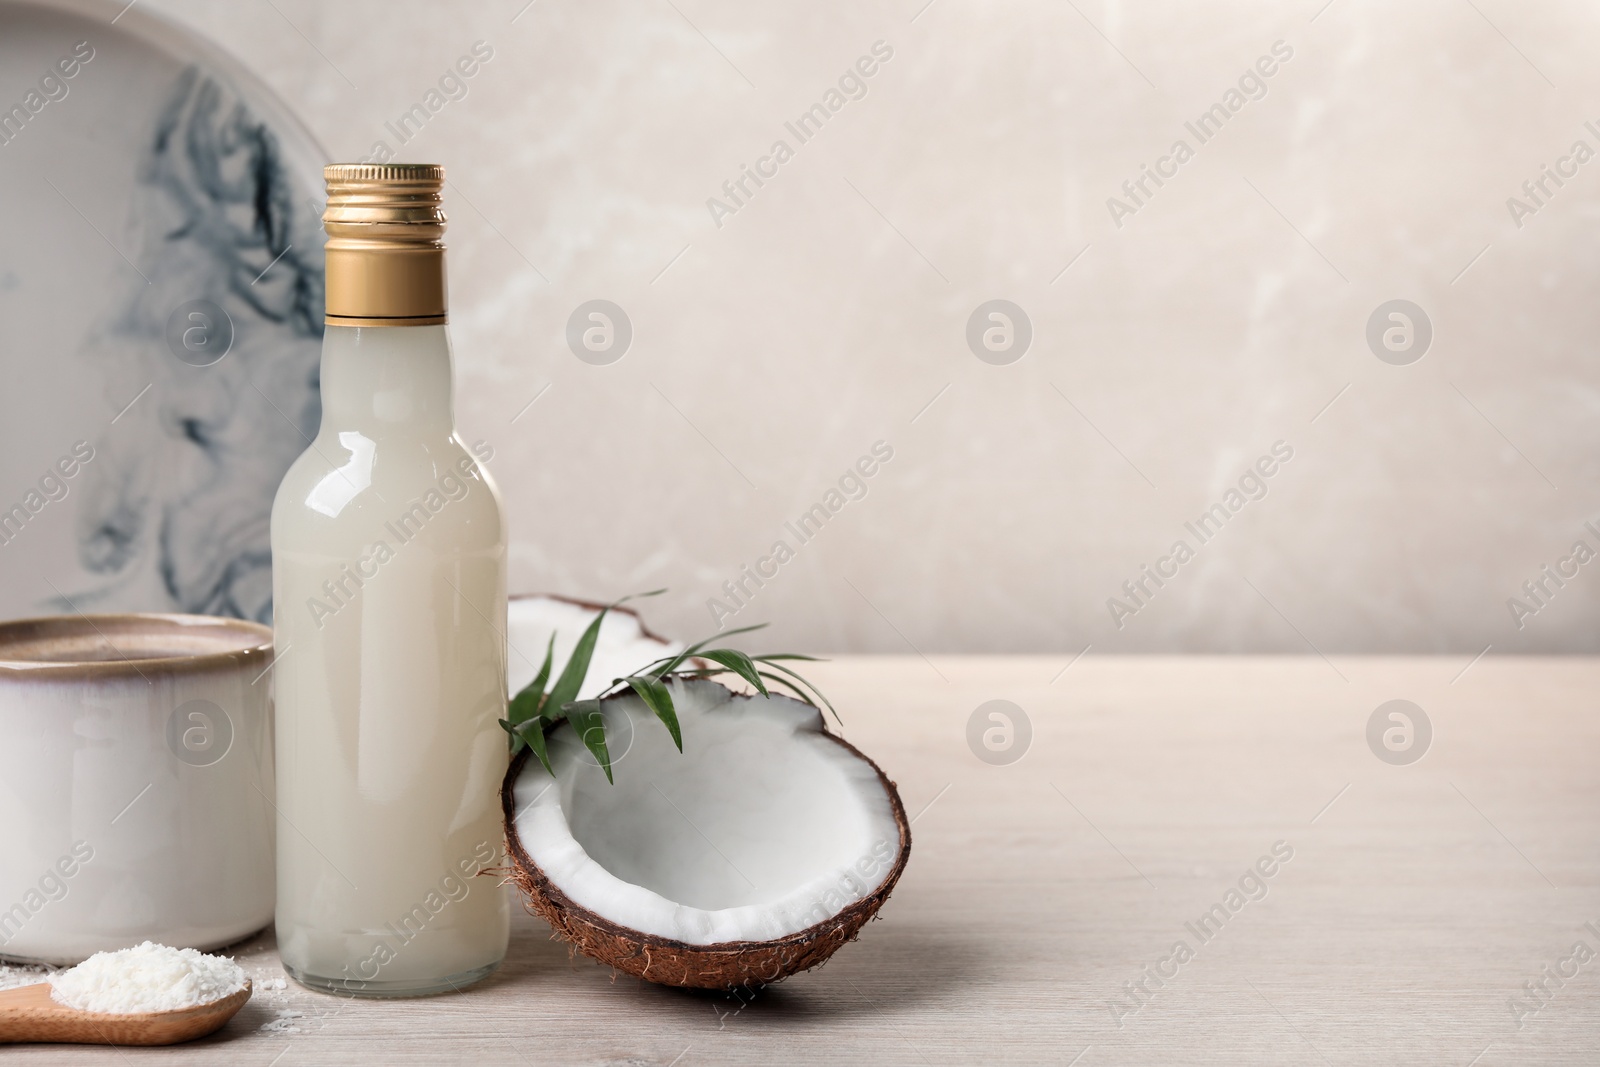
[323,163,448,327]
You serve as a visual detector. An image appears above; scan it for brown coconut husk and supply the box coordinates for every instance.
[499,685,911,990]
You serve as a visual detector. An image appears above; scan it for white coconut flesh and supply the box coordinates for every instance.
[507,595,679,700]
[511,679,904,946]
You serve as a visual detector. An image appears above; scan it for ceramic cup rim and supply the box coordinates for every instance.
[0,613,272,680]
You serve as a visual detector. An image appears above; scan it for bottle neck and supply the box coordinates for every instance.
[319,325,455,435]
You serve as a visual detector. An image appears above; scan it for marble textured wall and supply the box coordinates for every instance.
[146,0,1600,654]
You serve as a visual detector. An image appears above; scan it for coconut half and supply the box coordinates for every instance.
[507,593,681,699]
[501,678,910,989]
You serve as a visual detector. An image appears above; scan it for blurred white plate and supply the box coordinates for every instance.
[0,0,327,624]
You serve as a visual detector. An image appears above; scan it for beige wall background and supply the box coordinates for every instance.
[148,0,1600,655]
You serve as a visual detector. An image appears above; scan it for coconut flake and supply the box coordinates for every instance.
[0,962,50,992]
[260,1008,305,1033]
[48,942,245,1014]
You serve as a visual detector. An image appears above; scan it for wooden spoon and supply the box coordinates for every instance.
[0,979,250,1045]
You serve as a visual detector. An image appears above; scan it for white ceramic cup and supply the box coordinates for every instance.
[0,614,275,964]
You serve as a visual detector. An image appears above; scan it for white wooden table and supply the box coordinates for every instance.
[12,656,1599,1065]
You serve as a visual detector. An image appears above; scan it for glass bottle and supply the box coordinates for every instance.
[270,164,509,996]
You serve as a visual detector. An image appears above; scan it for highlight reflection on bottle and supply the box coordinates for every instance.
[270,164,509,996]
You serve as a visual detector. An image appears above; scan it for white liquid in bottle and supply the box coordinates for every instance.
[270,165,509,996]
